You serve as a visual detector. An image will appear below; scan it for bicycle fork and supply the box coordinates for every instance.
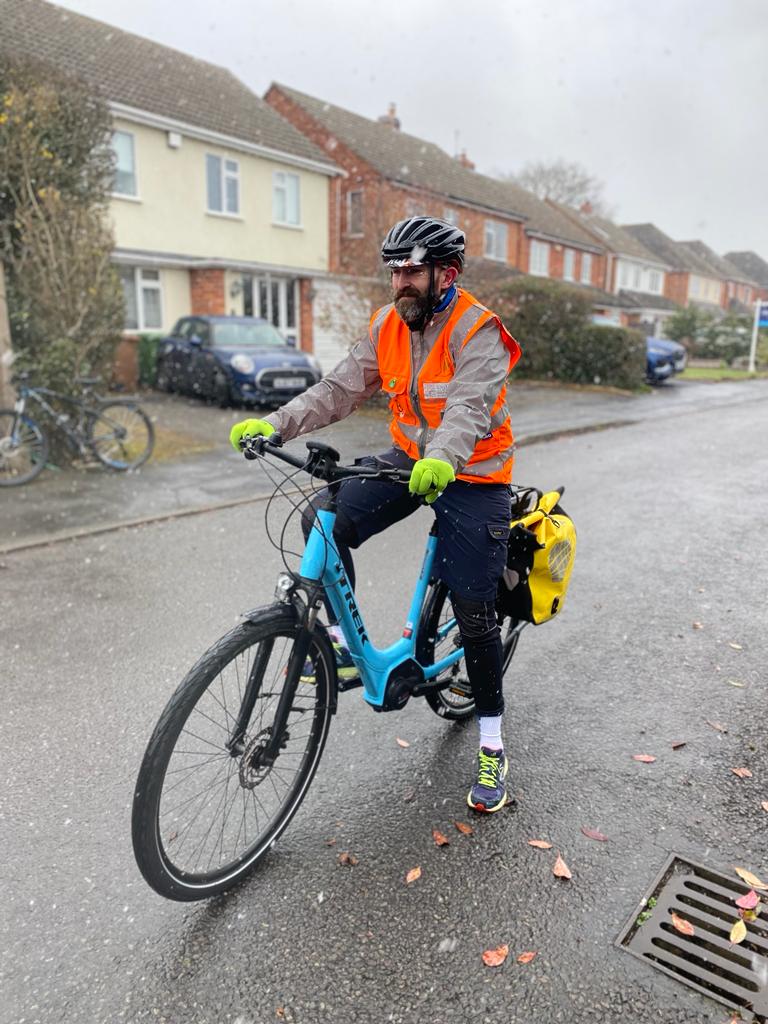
[226,589,324,769]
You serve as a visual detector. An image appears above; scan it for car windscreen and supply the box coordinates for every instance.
[212,322,286,347]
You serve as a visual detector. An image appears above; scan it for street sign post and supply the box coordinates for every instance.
[748,299,768,373]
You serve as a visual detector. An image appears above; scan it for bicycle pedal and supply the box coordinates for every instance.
[337,675,363,693]
[449,684,472,698]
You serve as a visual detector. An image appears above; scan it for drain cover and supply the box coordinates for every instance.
[617,854,768,1021]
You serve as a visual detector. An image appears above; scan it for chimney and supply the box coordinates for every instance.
[579,200,593,215]
[455,149,475,171]
[378,103,400,129]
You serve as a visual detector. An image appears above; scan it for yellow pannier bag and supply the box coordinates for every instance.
[496,488,577,624]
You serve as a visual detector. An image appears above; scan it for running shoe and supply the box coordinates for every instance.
[467,747,508,813]
[300,641,360,686]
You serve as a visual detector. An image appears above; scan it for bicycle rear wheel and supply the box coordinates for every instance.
[418,581,524,721]
[0,410,49,486]
[88,401,154,469]
[132,607,334,901]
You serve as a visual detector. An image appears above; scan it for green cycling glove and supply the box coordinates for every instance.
[229,418,275,451]
[409,457,456,504]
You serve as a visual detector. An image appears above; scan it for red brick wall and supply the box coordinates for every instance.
[664,271,689,306]
[299,278,313,352]
[190,269,226,315]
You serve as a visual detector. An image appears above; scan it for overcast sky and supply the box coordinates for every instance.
[57,0,768,259]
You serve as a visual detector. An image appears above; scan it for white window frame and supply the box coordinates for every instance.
[580,252,593,284]
[111,129,138,198]
[118,267,163,332]
[443,207,459,226]
[272,171,301,227]
[206,153,240,216]
[689,275,700,297]
[648,269,662,294]
[346,190,363,236]
[529,239,550,277]
[563,249,576,281]
[484,220,508,262]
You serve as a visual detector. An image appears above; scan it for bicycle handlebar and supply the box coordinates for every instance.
[239,434,413,485]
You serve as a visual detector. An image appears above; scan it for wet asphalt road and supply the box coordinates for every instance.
[2,382,768,1023]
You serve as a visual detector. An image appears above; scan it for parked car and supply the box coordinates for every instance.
[646,337,687,384]
[156,316,322,407]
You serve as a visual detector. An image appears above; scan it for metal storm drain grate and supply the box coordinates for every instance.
[617,854,768,1021]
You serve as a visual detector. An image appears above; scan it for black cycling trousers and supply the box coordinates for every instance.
[300,447,509,717]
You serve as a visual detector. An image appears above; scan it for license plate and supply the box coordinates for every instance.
[273,377,303,389]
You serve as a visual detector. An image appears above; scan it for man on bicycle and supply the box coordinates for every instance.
[229,216,521,812]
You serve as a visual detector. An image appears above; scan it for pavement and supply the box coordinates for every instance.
[2,377,768,553]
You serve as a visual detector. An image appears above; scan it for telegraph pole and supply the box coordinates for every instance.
[0,261,14,406]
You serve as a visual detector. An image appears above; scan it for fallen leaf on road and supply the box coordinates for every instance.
[396,737,410,748]
[528,839,553,849]
[761,801,768,813]
[728,643,743,650]
[403,788,416,803]
[671,913,695,936]
[432,830,450,847]
[405,866,421,884]
[325,838,336,846]
[706,720,728,733]
[734,867,768,891]
[517,951,537,964]
[454,821,474,836]
[732,767,753,779]
[727,680,746,688]
[692,621,703,630]
[730,919,747,944]
[338,851,358,867]
[276,1008,286,1020]
[553,853,572,879]
[633,754,657,763]
[735,890,759,910]
[482,944,509,967]
[671,741,687,750]
[581,826,608,842]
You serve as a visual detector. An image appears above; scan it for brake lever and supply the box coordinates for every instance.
[239,434,265,460]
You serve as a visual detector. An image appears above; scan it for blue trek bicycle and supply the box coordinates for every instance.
[132,435,527,901]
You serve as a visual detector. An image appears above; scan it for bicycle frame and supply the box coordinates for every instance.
[14,387,94,452]
[301,506,464,710]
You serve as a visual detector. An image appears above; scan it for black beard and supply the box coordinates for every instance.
[394,293,431,328]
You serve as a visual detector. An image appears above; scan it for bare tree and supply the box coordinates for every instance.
[504,159,611,214]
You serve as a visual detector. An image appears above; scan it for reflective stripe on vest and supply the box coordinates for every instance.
[370,288,521,484]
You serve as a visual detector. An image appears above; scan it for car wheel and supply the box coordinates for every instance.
[155,359,174,393]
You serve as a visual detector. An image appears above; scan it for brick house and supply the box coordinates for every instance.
[678,241,759,313]
[2,0,341,362]
[623,224,727,313]
[265,83,612,365]
[724,251,768,303]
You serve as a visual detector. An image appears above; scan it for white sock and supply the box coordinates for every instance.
[328,624,346,645]
[478,715,503,752]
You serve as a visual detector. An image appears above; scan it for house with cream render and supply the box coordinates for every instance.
[2,0,340,354]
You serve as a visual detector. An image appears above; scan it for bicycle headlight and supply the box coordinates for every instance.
[274,572,294,603]
[230,354,255,375]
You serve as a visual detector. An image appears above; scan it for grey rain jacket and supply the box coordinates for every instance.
[264,288,514,479]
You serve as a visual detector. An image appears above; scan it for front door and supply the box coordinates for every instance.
[243,275,299,347]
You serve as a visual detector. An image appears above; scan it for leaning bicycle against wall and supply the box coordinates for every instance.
[230,216,522,813]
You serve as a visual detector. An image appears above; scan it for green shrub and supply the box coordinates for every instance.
[469,276,645,388]
[137,333,163,387]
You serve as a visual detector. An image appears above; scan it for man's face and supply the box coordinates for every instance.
[391,264,454,327]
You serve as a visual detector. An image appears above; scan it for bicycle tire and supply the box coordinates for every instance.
[0,409,49,486]
[132,606,335,901]
[88,401,154,470]
[418,581,523,721]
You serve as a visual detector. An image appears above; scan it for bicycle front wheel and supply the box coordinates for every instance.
[88,401,154,469]
[418,581,524,721]
[132,608,334,901]
[0,410,49,486]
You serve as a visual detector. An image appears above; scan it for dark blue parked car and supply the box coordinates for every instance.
[156,316,322,407]
[646,337,687,384]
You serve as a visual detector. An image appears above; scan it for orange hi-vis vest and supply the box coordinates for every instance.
[371,288,521,484]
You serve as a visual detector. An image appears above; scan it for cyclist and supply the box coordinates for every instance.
[229,216,521,813]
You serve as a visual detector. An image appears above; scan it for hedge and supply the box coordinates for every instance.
[137,333,164,387]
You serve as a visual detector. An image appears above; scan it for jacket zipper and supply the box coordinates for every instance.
[409,328,430,458]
